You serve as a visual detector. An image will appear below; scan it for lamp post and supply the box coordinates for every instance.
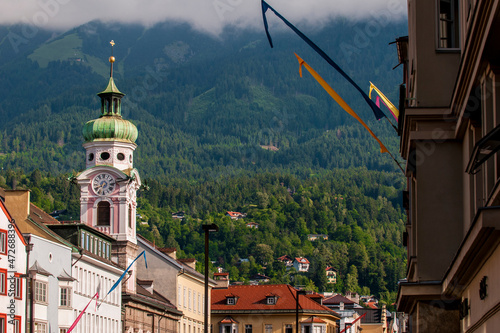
[203,223,219,333]
[296,290,307,333]
[147,313,155,333]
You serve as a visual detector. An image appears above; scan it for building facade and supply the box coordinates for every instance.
[211,285,339,333]
[48,223,124,333]
[396,0,500,332]
[0,198,27,333]
[4,190,78,333]
[137,235,216,333]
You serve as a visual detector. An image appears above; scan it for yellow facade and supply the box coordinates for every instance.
[212,313,338,333]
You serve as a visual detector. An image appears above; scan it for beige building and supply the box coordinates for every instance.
[211,285,339,333]
[396,0,500,332]
[138,235,217,333]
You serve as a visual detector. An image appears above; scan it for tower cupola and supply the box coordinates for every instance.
[82,41,138,170]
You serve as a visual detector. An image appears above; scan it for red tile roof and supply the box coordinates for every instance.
[226,211,242,217]
[212,284,337,315]
[295,257,310,264]
[365,301,379,309]
[323,294,355,305]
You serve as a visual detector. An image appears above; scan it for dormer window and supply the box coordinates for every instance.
[266,294,278,305]
[225,294,238,305]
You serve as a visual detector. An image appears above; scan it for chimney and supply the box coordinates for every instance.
[4,190,30,224]
[178,258,197,270]
[157,247,176,260]
[214,272,229,289]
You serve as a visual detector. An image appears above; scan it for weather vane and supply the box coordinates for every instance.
[109,40,115,78]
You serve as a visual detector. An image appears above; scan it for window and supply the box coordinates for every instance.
[0,270,6,295]
[265,325,272,333]
[35,322,47,333]
[14,317,21,333]
[14,274,22,299]
[0,230,6,254]
[266,296,276,305]
[128,204,133,228]
[60,287,71,307]
[0,315,5,333]
[100,152,110,160]
[227,297,235,305]
[438,0,459,48]
[178,286,182,306]
[97,201,111,226]
[34,281,48,303]
[245,325,252,333]
[189,289,192,310]
[60,328,68,333]
[184,287,187,308]
[80,232,85,248]
[285,325,293,333]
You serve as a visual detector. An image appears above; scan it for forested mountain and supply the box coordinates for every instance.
[0,19,407,306]
[0,20,406,177]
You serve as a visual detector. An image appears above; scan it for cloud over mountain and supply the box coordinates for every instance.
[1,0,406,35]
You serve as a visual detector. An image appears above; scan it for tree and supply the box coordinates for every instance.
[254,244,274,266]
[345,265,360,293]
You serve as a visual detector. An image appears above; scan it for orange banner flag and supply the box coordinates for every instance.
[295,53,389,154]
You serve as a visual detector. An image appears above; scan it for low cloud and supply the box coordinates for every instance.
[0,0,407,35]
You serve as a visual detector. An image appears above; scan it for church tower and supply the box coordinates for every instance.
[76,42,140,293]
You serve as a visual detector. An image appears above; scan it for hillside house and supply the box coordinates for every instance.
[307,234,329,241]
[325,267,337,284]
[293,257,310,273]
[225,212,246,220]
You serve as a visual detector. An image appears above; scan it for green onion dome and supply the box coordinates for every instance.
[83,76,138,144]
[83,116,138,143]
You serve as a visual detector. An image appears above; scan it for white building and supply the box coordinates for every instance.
[48,223,124,333]
[293,257,310,272]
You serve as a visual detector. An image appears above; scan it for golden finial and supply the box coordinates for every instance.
[109,40,115,77]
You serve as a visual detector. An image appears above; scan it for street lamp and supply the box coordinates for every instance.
[296,289,307,333]
[203,223,219,333]
[147,313,155,333]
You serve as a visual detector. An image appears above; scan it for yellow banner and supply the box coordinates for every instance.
[369,81,399,120]
[295,53,389,154]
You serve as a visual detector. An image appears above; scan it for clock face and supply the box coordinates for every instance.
[92,173,116,196]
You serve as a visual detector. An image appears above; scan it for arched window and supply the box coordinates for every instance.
[97,201,111,226]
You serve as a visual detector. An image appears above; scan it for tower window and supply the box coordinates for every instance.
[88,153,94,161]
[128,204,133,228]
[117,153,125,161]
[97,201,111,226]
[100,152,110,160]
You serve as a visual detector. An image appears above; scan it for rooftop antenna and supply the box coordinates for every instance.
[109,40,115,77]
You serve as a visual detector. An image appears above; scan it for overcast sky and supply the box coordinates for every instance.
[0,0,407,35]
